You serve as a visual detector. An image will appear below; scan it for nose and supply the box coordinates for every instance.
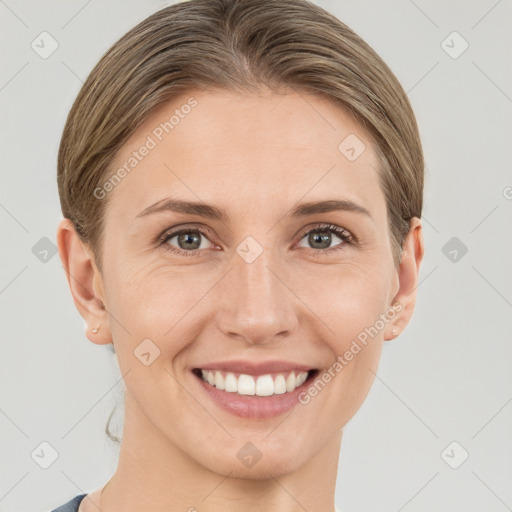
[214,248,299,346]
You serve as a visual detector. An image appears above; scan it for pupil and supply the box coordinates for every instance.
[310,231,331,249]
[179,232,200,250]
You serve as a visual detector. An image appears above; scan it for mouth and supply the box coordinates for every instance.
[192,368,319,397]
[190,359,321,418]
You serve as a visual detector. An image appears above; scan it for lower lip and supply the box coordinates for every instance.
[192,371,315,419]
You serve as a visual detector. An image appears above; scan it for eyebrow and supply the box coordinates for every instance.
[136,198,372,221]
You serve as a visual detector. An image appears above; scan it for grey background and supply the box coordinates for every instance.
[1,0,511,511]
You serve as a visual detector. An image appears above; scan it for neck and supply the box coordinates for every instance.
[102,391,343,512]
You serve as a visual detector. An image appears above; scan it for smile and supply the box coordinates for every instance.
[194,369,317,397]
[191,367,320,418]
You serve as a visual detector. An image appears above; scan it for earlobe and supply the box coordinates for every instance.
[56,218,112,346]
[384,217,424,341]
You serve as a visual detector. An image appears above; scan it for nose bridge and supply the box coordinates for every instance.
[215,244,297,344]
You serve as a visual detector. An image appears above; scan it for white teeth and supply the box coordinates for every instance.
[274,374,287,394]
[225,372,238,392]
[238,374,255,395]
[255,374,274,396]
[214,371,224,391]
[286,372,296,392]
[199,370,310,396]
[296,372,307,387]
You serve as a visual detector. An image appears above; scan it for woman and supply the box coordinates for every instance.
[53,0,424,510]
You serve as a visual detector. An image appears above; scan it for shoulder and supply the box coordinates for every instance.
[49,493,87,512]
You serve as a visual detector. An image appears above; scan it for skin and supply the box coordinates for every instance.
[57,88,424,512]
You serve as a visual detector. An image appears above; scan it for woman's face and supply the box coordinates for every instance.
[73,88,422,478]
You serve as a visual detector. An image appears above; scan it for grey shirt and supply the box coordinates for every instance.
[50,494,87,512]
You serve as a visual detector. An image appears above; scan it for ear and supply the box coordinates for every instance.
[56,218,112,345]
[384,217,424,341]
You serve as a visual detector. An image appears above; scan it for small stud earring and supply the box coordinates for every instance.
[392,328,398,336]
[91,326,99,334]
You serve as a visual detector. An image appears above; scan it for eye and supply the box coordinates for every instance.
[159,226,215,257]
[295,223,355,254]
[157,223,356,258]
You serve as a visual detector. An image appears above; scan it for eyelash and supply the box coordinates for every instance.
[157,223,357,258]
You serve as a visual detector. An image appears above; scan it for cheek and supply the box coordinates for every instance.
[303,261,393,343]
[302,265,390,423]
[105,261,220,364]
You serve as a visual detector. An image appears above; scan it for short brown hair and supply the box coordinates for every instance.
[57,0,423,270]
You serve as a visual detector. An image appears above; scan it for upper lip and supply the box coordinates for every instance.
[195,359,315,376]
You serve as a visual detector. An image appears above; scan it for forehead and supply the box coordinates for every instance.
[106,88,386,222]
